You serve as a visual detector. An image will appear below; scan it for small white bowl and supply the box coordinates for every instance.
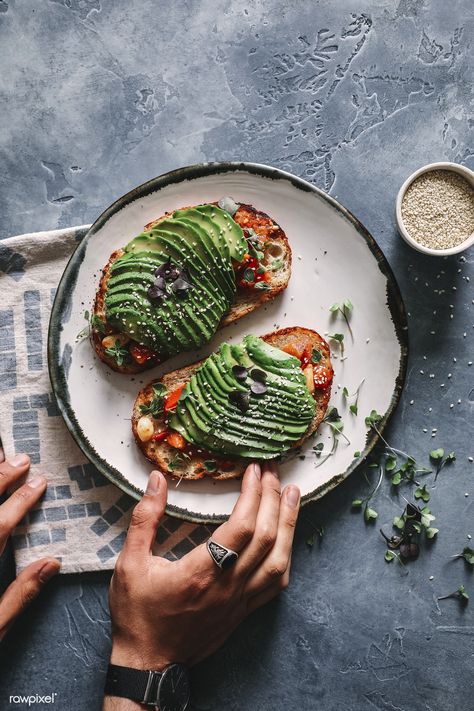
[396,161,474,256]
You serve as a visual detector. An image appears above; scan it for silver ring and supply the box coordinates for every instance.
[207,539,239,570]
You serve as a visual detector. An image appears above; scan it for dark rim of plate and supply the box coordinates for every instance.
[48,161,409,525]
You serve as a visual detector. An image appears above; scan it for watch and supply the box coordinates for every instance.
[105,663,191,710]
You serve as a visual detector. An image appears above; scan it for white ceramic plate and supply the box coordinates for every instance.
[49,163,407,523]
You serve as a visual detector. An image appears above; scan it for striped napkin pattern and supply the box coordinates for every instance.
[0,226,211,573]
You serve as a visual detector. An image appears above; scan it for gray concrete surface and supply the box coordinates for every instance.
[0,1,473,709]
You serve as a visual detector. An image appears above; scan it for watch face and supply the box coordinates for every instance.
[158,664,191,711]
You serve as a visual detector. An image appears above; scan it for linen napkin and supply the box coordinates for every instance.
[0,226,211,573]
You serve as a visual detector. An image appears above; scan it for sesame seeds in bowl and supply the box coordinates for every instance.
[396,162,474,256]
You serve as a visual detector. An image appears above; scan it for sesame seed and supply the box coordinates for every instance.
[401,169,474,250]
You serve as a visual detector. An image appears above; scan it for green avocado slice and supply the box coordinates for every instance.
[195,205,247,262]
[170,215,235,299]
[168,336,316,458]
[173,208,232,264]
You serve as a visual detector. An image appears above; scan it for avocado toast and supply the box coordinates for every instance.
[132,327,333,481]
[92,199,291,374]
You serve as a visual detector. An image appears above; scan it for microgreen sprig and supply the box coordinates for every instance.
[430,448,456,482]
[352,462,384,523]
[139,383,166,419]
[329,299,354,340]
[104,339,131,367]
[438,585,469,605]
[327,333,345,357]
[451,547,474,565]
[342,379,365,416]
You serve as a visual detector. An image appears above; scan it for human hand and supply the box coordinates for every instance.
[108,461,300,672]
[0,451,60,642]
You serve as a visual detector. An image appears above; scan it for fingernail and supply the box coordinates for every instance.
[39,560,60,583]
[28,475,46,489]
[285,486,300,509]
[10,453,29,467]
[145,470,161,495]
[250,462,261,480]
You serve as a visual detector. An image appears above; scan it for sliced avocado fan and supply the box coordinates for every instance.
[104,204,247,357]
[168,335,316,459]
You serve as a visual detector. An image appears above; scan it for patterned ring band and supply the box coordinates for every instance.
[206,539,239,570]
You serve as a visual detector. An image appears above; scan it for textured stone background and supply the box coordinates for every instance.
[0,1,473,709]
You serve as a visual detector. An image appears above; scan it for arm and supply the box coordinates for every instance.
[0,451,60,642]
[104,461,300,709]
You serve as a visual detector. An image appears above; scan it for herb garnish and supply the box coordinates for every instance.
[139,383,166,419]
[330,299,354,340]
[451,547,474,565]
[76,310,107,342]
[311,348,322,363]
[229,390,250,413]
[203,460,218,473]
[148,258,193,302]
[312,407,348,469]
[105,339,131,366]
[328,332,345,357]
[342,379,365,415]
[438,585,469,605]
[430,448,456,481]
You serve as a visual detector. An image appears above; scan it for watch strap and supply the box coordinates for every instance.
[105,663,162,707]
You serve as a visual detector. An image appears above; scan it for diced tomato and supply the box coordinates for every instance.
[282,342,305,360]
[166,431,186,450]
[151,429,169,442]
[164,384,185,412]
[313,365,333,390]
[129,343,154,365]
[237,255,269,288]
[300,342,314,368]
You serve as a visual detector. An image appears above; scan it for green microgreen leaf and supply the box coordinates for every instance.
[349,403,358,415]
[342,387,349,398]
[364,506,378,523]
[139,383,166,418]
[425,527,439,539]
[311,348,322,363]
[243,267,255,283]
[430,448,444,461]
[393,516,405,530]
[365,410,382,428]
[352,499,363,509]
[385,550,396,562]
[104,339,130,367]
[385,455,397,472]
[203,460,217,473]
[414,484,430,503]
[391,471,402,486]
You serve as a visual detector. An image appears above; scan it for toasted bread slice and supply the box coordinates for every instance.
[132,327,333,481]
[92,202,291,374]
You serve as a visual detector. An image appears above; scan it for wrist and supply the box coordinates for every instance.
[110,640,171,671]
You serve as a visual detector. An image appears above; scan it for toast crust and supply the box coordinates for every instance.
[131,327,333,481]
[91,202,291,373]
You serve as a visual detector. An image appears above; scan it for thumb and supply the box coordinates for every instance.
[0,557,60,642]
[123,471,168,555]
